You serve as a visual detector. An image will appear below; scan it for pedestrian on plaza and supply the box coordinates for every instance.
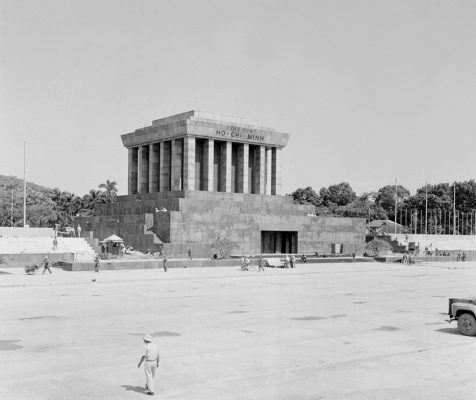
[187,248,192,261]
[52,236,58,250]
[457,253,461,261]
[162,255,167,272]
[352,252,356,262]
[284,255,290,268]
[258,256,264,271]
[301,254,307,263]
[137,334,160,396]
[462,252,467,262]
[41,256,52,274]
[94,254,99,273]
[290,255,295,268]
[76,224,82,238]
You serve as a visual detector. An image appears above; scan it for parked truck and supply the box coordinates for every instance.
[447,297,476,336]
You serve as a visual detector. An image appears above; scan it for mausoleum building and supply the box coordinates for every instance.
[78,111,365,257]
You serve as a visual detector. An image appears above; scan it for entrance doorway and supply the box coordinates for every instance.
[261,231,297,254]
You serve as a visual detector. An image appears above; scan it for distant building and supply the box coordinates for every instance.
[78,111,365,256]
[367,219,406,235]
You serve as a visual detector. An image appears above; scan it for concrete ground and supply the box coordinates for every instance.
[0,262,475,400]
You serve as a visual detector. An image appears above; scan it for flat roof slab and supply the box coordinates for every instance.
[0,262,475,399]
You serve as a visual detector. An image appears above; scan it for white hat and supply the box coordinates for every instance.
[143,334,152,342]
[44,256,48,259]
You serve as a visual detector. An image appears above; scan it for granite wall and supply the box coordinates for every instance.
[76,191,365,257]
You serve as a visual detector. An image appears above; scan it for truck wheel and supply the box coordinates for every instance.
[457,313,476,336]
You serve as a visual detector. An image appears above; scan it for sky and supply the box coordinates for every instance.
[1,0,475,197]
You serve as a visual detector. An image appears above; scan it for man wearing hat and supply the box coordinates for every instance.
[137,334,160,395]
[41,256,52,274]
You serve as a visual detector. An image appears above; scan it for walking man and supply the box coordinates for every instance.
[76,224,82,238]
[258,256,264,271]
[137,334,160,396]
[52,236,58,250]
[162,255,167,272]
[94,254,99,273]
[187,248,192,261]
[41,256,52,274]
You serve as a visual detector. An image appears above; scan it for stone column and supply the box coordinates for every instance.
[258,145,266,194]
[220,141,232,192]
[236,143,249,193]
[139,145,149,194]
[183,136,195,191]
[203,139,214,191]
[271,147,282,195]
[128,148,139,194]
[159,141,171,192]
[265,147,272,195]
[149,143,160,193]
[171,138,183,191]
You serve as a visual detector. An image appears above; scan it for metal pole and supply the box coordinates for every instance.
[444,210,446,235]
[394,178,397,235]
[11,188,14,227]
[453,183,456,235]
[425,182,428,235]
[23,141,26,227]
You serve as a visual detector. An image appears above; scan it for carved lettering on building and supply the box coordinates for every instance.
[215,128,265,143]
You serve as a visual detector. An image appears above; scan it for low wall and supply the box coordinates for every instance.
[0,253,74,268]
[65,258,241,271]
[0,227,55,238]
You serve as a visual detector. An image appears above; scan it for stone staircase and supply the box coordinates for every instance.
[0,236,96,263]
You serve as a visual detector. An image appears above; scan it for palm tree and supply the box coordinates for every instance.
[99,180,118,203]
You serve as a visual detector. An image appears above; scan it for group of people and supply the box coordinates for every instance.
[283,254,296,268]
[401,252,414,265]
[240,255,265,271]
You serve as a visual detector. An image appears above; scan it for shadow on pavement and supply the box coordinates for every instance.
[436,327,461,335]
[121,385,146,394]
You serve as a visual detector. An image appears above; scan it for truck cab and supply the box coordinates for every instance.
[448,297,476,336]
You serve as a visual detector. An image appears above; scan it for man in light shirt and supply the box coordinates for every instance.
[137,334,160,395]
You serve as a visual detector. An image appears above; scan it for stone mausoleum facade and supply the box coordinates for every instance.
[78,111,365,257]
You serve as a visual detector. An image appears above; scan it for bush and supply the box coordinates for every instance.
[365,238,393,256]
[210,238,238,259]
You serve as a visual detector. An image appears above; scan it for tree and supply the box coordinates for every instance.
[210,238,238,259]
[365,238,393,256]
[82,189,105,213]
[375,185,410,220]
[99,180,118,203]
[291,186,320,206]
[319,182,356,207]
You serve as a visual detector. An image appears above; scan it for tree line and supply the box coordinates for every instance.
[0,176,118,228]
[291,180,476,235]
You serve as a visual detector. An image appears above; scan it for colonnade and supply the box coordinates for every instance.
[127,137,282,196]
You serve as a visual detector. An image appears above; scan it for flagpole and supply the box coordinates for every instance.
[394,178,397,235]
[23,141,26,228]
[425,182,428,235]
[453,183,456,235]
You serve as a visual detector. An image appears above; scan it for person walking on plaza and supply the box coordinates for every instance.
[52,236,58,250]
[290,255,295,268]
[94,254,100,273]
[41,256,52,274]
[258,256,264,271]
[162,255,167,272]
[187,248,192,261]
[137,334,160,396]
[76,224,82,238]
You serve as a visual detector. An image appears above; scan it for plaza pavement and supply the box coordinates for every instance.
[0,261,475,400]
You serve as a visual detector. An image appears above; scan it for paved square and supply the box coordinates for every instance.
[1,262,475,399]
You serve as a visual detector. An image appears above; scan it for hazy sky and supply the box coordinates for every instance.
[1,0,475,197]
